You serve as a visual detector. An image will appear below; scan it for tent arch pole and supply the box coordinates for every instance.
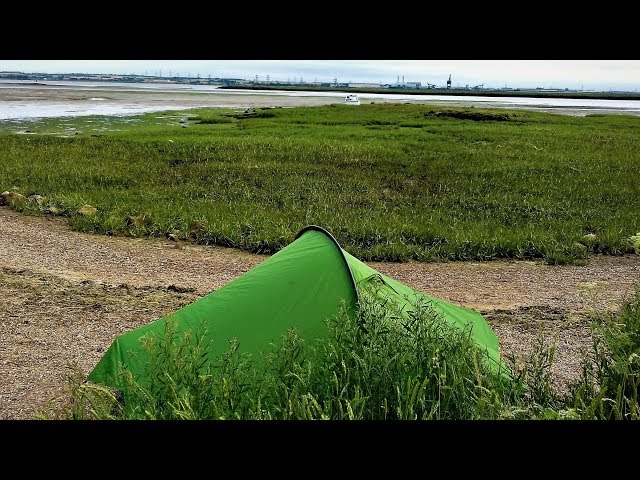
[295,225,361,305]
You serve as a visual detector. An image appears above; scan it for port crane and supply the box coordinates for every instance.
[472,84,484,90]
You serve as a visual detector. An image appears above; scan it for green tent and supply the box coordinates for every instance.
[88,226,502,389]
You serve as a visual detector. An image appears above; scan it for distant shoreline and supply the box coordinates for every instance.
[3,75,638,101]
[219,84,640,101]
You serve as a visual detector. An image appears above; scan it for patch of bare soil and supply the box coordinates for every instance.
[0,207,263,294]
[0,268,198,419]
[1,206,639,418]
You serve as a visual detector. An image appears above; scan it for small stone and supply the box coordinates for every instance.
[45,206,61,215]
[573,242,587,252]
[77,204,97,216]
[126,213,150,228]
[1,191,27,205]
[28,194,44,206]
[167,233,178,241]
[582,233,597,244]
[167,284,196,293]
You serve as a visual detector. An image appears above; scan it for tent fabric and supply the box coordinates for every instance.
[343,249,501,366]
[88,226,501,389]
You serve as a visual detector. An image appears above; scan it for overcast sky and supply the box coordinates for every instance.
[1,60,639,91]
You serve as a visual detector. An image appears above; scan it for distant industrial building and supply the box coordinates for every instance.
[348,83,380,89]
[389,75,422,89]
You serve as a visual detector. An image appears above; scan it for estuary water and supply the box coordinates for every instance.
[2,79,640,120]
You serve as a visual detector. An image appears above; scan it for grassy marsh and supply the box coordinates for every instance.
[1,103,639,262]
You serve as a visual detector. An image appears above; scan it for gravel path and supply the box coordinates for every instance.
[1,206,639,418]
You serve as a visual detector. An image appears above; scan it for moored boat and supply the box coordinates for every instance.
[344,94,360,105]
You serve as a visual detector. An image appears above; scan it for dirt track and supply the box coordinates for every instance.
[1,206,639,419]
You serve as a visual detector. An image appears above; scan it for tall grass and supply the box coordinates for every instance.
[45,287,640,420]
[2,103,639,262]
[566,289,640,419]
[52,291,520,419]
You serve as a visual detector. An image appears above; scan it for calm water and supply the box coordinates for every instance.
[0,102,199,120]
[3,79,640,120]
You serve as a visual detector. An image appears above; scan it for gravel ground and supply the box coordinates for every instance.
[1,206,639,418]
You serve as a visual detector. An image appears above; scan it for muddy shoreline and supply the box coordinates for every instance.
[3,82,640,120]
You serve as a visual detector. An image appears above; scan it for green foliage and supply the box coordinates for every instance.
[1,104,639,263]
[44,288,567,420]
[45,288,640,420]
[567,289,640,419]
[195,116,234,124]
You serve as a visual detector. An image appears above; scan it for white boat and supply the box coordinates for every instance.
[344,94,360,105]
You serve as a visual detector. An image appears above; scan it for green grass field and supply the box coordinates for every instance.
[1,103,639,262]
